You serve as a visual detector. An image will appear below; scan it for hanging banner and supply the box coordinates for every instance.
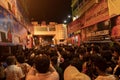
[85,20,110,42]
[81,28,86,41]
[85,0,109,27]
[108,0,120,17]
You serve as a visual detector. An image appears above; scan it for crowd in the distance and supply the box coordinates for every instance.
[0,39,120,80]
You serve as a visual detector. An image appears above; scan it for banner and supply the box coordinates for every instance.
[0,5,27,44]
[110,15,120,39]
[108,0,120,17]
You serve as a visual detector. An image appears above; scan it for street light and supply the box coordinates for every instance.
[63,15,72,24]
[64,20,67,24]
[68,15,71,18]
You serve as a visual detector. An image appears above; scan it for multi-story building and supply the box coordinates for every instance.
[71,0,99,20]
[32,21,67,45]
[68,0,120,45]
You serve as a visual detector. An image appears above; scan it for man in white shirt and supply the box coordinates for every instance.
[5,56,25,80]
[64,57,91,80]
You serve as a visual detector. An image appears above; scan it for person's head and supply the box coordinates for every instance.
[75,47,86,60]
[111,43,120,58]
[16,55,25,63]
[34,54,50,73]
[117,56,120,66]
[101,50,112,61]
[93,55,107,73]
[6,56,16,66]
[70,57,83,72]
[92,45,100,54]
[51,56,58,66]
[86,46,92,53]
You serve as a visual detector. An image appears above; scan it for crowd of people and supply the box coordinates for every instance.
[0,38,120,80]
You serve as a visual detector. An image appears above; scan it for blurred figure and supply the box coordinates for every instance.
[5,56,25,80]
[101,50,115,74]
[64,57,91,80]
[0,58,5,80]
[93,55,117,80]
[26,54,59,80]
[16,55,31,77]
[113,56,120,79]
[51,56,63,80]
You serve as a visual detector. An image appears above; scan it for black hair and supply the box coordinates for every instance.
[51,56,58,65]
[6,56,16,65]
[70,57,83,72]
[93,55,107,72]
[35,54,50,73]
[16,55,25,63]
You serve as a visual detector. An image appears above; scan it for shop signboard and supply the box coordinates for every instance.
[85,20,110,42]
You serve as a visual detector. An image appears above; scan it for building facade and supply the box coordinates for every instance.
[67,0,120,45]
[32,21,67,45]
[0,0,30,56]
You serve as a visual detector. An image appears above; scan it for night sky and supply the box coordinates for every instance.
[27,0,72,24]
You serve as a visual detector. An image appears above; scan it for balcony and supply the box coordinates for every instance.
[34,26,56,35]
[72,0,99,17]
[78,0,99,16]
